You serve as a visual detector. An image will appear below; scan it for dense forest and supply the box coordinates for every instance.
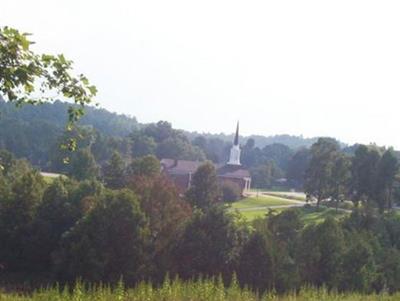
[2,144,400,295]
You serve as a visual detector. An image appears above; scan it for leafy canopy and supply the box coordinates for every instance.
[0,26,97,151]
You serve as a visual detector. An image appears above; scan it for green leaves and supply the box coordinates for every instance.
[0,26,97,158]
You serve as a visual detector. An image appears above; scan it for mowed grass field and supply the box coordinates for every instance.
[231,196,299,209]
[229,195,299,220]
[229,194,348,224]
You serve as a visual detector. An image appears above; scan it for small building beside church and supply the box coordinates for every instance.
[161,122,251,194]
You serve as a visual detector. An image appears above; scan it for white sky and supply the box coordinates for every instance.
[2,0,400,148]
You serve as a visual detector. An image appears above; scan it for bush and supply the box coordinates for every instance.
[221,182,242,202]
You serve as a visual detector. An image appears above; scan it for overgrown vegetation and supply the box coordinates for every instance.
[1,279,400,301]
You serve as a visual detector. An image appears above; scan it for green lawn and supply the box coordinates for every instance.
[229,194,349,224]
[228,195,299,221]
[233,208,284,220]
[231,196,298,209]
[234,206,349,224]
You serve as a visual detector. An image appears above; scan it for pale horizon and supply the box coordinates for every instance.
[3,0,400,148]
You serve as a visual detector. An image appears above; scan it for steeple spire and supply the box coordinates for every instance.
[228,121,241,165]
[233,121,239,146]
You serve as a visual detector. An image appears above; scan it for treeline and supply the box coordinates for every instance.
[305,138,400,212]
[0,100,324,188]
[3,149,400,294]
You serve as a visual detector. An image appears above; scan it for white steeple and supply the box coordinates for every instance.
[227,122,241,165]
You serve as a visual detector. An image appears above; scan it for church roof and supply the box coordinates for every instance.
[217,164,250,179]
[160,158,201,175]
[161,158,250,179]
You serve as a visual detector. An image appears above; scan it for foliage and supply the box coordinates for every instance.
[54,189,149,284]
[250,161,284,189]
[68,148,99,181]
[186,161,221,209]
[127,155,160,178]
[102,151,126,189]
[0,26,96,151]
[126,174,192,280]
[287,148,311,188]
[172,206,249,279]
[305,138,340,207]
[221,181,242,202]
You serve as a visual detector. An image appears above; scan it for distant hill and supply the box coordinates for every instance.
[184,131,320,149]
[0,100,139,166]
[0,99,328,151]
[0,99,139,137]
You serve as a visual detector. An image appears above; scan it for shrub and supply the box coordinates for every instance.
[221,182,242,202]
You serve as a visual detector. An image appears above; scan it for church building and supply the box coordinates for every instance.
[161,122,251,195]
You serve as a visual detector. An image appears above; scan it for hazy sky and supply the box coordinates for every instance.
[3,1,400,147]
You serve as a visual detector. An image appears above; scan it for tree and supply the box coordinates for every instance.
[330,153,351,211]
[0,149,15,175]
[186,161,220,210]
[245,138,255,149]
[0,26,96,151]
[144,121,174,143]
[130,132,157,157]
[0,171,10,206]
[262,143,293,171]
[350,145,381,207]
[54,189,149,284]
[266,209,303,291]
[341,233,379,292]
[296,217,345,288]
[287,148,311,188]
[28,179,82,270]
[305,138,339,207]
[0,169,45,271]
[173,206,249,279]
[68,148,99,181]
[237,232,274,292]
[127,155,160,178]
[268,209,303,247]
[127,174,192,280]
[102,151,126,189]
[250,161,283,189]
[375,149,398,212]
[221,181,242,202]
[156,136,205,161]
